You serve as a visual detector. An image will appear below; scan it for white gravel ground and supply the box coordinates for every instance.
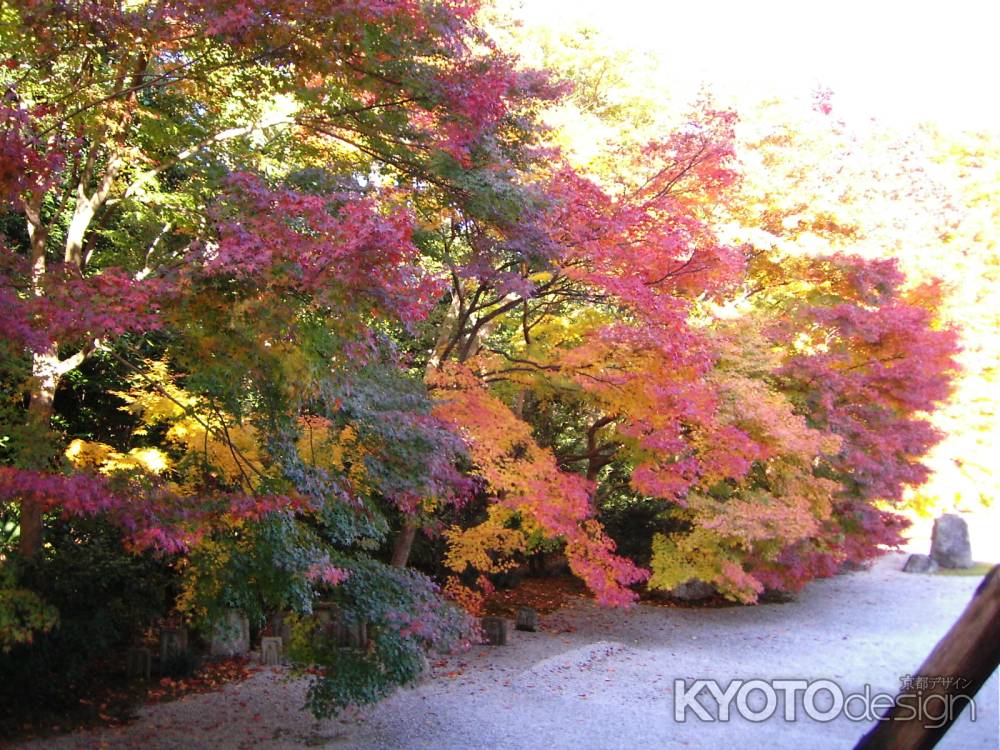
[16,552,999,750]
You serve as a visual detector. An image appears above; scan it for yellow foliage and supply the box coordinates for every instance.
[175,536,234,622]
[649,526,718,591]
[527,271,554,284]
[65,439,116,469]
[295,420,368,490]
[104,360,373,490]
[65,439,170,476]
[443,505,527,574]
[112,360,195,431]
[443,576,487,616]
[649,528,763,604]
[167,417,262,486]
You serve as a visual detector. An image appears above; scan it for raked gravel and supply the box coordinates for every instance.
[16,552,999,750]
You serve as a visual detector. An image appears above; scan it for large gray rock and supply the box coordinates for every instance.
[930,513,974,569]
[670,579,716,601]
[210,609,250,657]
[903,553,939,574]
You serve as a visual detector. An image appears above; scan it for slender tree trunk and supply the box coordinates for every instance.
[13,111,123,558]
[19,194,55,558]
[390,518,419,567]
[14,134,115,557]
[16,500,45,558]
[389,282,525,568]
[17,346,61,558]
[390,295,464,568]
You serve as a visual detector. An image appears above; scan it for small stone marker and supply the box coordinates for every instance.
[260,636,282,665]
[903,553,939,574]
[839,559,870,573]
[159,626,188,665]
[211,609,251,657]
[481,616,508,645]
[515,607,538,632]
[930,513,974,569]
[127,647,151,680]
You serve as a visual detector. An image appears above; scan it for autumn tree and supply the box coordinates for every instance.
[0,0,563,711]
[421,28,963,603]
[0,1,970,720]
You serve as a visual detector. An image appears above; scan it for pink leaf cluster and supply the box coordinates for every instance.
[0,466,309,555]
[0,252,169,351]
[0,102,65,206]
[205,174,441,327]
[775,256,959,502]
[304,560,351,587]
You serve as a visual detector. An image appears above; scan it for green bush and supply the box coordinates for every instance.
[289,556,474,717]
[0,517,176,723]
[598,495,687,568]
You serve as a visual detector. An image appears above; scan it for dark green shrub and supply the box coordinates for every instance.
[598,494,687,568]
[289,556,474,717]
[0,517,176,724]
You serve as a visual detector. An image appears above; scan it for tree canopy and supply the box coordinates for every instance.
[1,0,989,717]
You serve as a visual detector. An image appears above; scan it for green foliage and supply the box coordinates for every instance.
[176,512,321,631]
[288,557,474,717]
[0,563,58,652]
[0,518,175,716]
[0,509,16,549]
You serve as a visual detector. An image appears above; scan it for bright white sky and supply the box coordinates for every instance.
[509,0,999,130]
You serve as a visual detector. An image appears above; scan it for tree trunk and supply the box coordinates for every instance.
[17,496,45,559]
[390,517,419,568]
[390,294,465,568]
[17,347,61,558]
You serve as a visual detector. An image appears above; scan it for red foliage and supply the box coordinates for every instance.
[774,254,960,502]
[0,103,65,206]
[0,467,309,554]
[204,174,441,327]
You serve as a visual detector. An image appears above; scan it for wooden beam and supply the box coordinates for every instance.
[854,564,1000,750]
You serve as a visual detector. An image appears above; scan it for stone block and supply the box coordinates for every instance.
[211,609,251,657]
[931,513,974,569]
[481,616,508,645]
[159,626,188,665]
[515,607,538,632]
[315,602,369,649]
[260,636,282,665]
